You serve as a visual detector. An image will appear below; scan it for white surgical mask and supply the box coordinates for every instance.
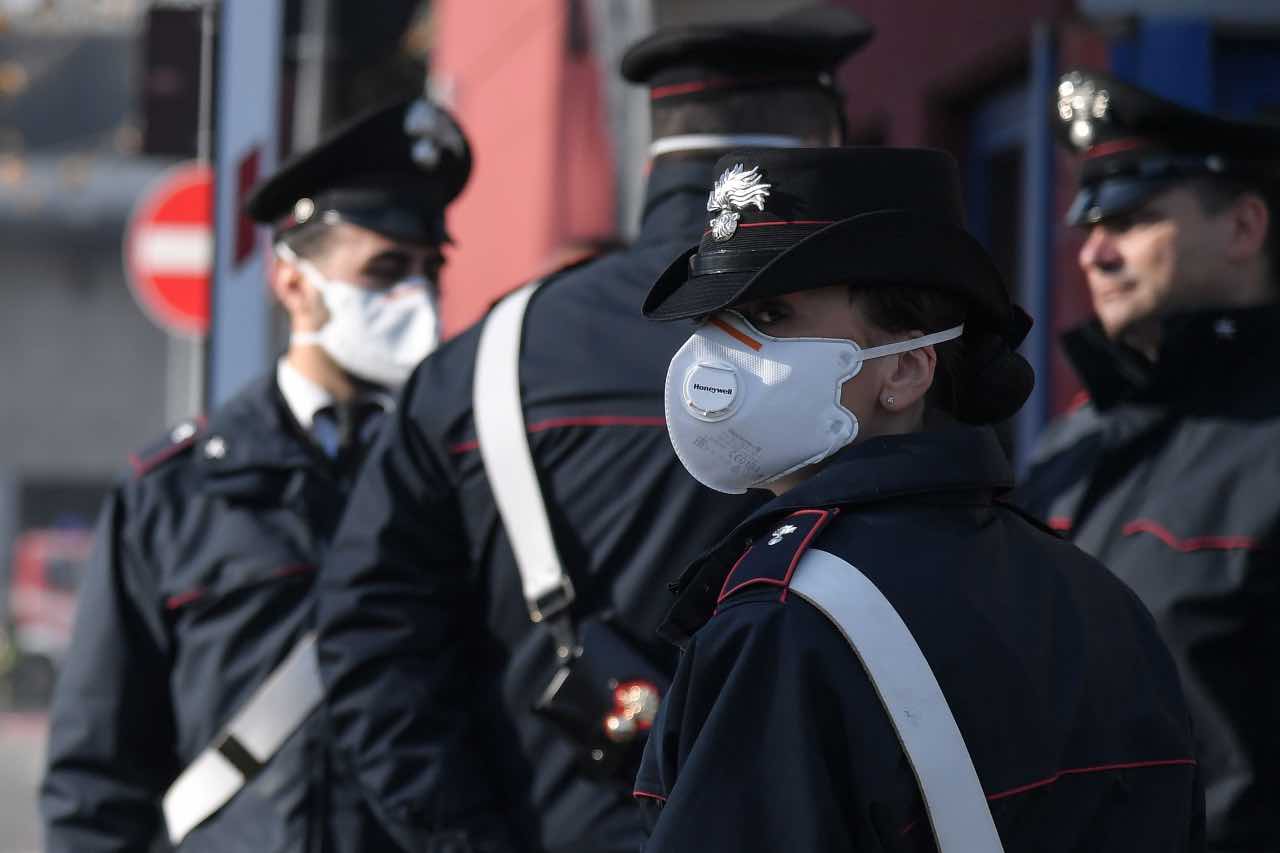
[278,244,440,389]
[664,311,964,494]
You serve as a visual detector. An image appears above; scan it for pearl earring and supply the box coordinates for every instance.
[885,395,896,408]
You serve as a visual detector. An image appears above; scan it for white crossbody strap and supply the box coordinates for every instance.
[162,633,323,843]
[788,549,1005,852]
[473,282,573,623]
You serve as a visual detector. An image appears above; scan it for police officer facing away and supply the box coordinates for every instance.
[314,9,871,853]
[1019,71,1280,851]
[40,97,469,852]
[634,147,1202,852]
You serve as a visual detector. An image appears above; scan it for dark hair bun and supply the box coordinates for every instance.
[952,306,1035,424]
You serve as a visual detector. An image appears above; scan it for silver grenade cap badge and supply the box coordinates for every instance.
[707,163,771,241]
[1057,72,1111,151]
[404,98,467,170]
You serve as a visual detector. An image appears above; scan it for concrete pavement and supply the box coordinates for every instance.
[0,712,45,853]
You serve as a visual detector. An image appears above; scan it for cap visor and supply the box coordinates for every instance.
[1066,177,1175,226]
[644,271,755,321]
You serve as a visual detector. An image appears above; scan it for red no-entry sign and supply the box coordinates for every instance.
[124,161,213,337]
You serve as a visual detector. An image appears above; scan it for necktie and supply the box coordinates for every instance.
[313,402,387,462]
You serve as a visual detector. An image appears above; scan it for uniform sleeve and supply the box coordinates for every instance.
[638,594,918,853]
[315,363,523,853]
[40,488,179,853]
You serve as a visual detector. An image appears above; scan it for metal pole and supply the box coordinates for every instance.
[292,0,334,151]
[587,0,653,239]
[191,0,216,416]
[1014,21,1056,474]
[166,0,216,424]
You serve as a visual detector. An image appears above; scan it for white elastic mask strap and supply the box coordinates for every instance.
[856,324,965,362]
[274,241,302,266]
[275,242,327,285]
[279,242,329,347]
[649,133,809,158]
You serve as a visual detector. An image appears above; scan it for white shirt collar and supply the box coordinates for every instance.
[275,358,397,431]
[276,358,334,429]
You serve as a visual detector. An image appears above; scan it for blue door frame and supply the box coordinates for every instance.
[1111,17,1280,119]
[965,24,1055,473]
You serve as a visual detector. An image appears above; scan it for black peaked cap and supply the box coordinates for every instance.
[620,5,873,92]
[246,96,471,245]
[644,147,1014,334]
[1054,69,1280,226]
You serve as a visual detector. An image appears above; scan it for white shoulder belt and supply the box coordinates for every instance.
[788,549,1005,852]
[472,281,576,625]
[162,633,323,843]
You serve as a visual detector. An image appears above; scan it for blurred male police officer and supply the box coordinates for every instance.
[1020,70,1280,851]
[40,97,469,852]
[314,8,871,853]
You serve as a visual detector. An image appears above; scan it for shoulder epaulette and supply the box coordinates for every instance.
[127,415,206,478]
[716,508,838,608]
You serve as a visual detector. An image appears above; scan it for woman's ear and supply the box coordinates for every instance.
[879,336,936,415]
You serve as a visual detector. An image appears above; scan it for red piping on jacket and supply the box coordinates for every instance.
[632,789,668,803]
[165,588,207,610]
[129,415,209,477]
[448,415,667,455]
[273,563,317,580]
[715,509,837,607]
[900,757,1197,836]
[1122,519,1260,553]
[164,564,316,611]
[987,757,1197,801]
[1047,516,1073,533]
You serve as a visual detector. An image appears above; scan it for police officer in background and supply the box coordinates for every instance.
[40,97,469,852]
[314,8,871,853]
[635,145,1201,852]
[1019,71,1280,851]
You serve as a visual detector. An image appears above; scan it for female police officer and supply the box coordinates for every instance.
[631,147,1203,852]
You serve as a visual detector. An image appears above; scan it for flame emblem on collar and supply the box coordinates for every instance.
[707,163,771,241]
[768,524,799,546]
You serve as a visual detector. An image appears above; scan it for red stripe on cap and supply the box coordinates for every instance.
[651,75,823,100]
[700,219,837,237]
[1084,138,1148,160]
[651,80,734,99]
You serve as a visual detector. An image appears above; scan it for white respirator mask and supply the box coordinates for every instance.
[277,243,440,389]
[664,311,964,494]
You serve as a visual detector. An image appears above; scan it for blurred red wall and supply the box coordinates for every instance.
[432,0,616,336]
[829,0,1104,414]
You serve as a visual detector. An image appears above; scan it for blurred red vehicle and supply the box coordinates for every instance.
[6,527,93,707]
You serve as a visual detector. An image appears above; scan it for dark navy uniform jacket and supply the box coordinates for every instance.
[314,157,755,853]
[637,426,1204,853]
[40,376,396,853]
[1018,306,1280,852]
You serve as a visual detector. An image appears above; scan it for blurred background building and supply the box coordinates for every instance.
[0,0,1277,848]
